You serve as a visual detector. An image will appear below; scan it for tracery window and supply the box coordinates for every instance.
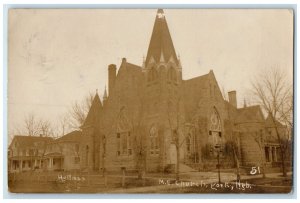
[209,107,222,146]
[149,125,159,155]
[117,132,132,156]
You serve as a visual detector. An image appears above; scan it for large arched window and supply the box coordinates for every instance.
[116,107,132,156]
[149,125,159,155]
[209,107,222,146]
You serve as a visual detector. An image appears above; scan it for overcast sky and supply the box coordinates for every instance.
[8,9,293,135]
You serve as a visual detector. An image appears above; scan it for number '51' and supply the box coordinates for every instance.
[250,166,261,175]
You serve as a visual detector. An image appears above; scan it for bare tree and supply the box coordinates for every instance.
[24,113,40,136]
[68,92,94,129]
[22,113,54,137]
[252,130,267,178]
[39,119,54,137]
[167,97,186,181]
[251,67,292,177]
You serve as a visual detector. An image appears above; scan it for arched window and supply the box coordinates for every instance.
[186,134,192,154]
[116,131,132,156]
[209,107,222,146]
[148,66,158,82]
[149,125,159,155]
[85,145,89,166]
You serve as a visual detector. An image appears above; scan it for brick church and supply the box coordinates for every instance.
[78,9,285,173]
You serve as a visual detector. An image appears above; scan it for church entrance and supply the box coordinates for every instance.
[169,144,177,164]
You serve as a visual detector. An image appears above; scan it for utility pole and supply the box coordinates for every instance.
[215,144,222,184]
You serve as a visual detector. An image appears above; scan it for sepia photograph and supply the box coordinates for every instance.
[7,8,294,194]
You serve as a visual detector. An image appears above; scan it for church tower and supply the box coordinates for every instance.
[143,9,184,172]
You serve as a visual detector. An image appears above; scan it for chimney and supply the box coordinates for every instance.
[108,64,117,96]
[228,91,237,108]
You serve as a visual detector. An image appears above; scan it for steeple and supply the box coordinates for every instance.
[82,92,102,128]
[103,86,108,101]
[145,9,178,67]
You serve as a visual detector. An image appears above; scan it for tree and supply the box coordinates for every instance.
[167,97,186,181]
[252,130,267,178]
[23,113,54,137]
[251,67,293,177]
[68,92,94,129]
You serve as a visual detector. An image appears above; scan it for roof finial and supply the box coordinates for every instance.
[96,89,98,94]
[142,55,146,69]
[157,9,165,19]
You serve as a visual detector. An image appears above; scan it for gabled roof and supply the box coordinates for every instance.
[145,9,178,66]
[55,130,82,143]
[116,60,143,86]
[82,93,102,128]
[182,74,210,120]
[235,105,265,124]
[9,135,53,149]
[117,60,142,76]
[265,113,285,128]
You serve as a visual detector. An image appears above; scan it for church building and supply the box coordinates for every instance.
[76,9,286,173]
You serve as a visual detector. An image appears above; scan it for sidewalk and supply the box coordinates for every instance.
[107,171,292,193]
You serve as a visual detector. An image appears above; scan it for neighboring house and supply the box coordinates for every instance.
[264,114,292,167]
[8,135,53,173]
[44,131,82,171]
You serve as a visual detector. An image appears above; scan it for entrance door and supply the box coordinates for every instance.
[169,144,177,164]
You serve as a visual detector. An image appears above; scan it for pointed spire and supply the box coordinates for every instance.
[103,86,108,100]
[82,92,102,128]
[145,9,178,67]
[177,53,182,68]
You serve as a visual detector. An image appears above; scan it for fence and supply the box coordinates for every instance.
[8,170,170,192]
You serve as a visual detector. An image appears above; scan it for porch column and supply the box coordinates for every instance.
[268,147,273,162]
[19,160,22,171]
[274,147,277,162]
[39,159,42,168]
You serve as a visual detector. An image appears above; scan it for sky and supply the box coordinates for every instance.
[8,9,294,136]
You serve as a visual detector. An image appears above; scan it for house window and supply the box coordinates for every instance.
[150,126,159,155]
[74,157,80,164]
[117,132,132,156]
[85,145,89,166]
[75,144,79,153]
[265,147,270,162]
[186,134,191,154]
